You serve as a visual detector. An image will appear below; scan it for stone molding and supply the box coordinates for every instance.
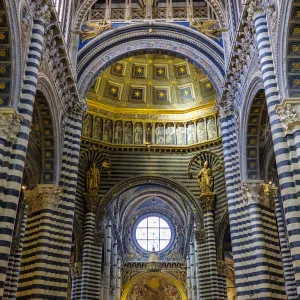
[194,229,206,243]
[24,184,62,215]
[0,108,23,143]
[275,98,300,135]
[200,192,216,211]
[217,260,227,276]
[84,190,99,213]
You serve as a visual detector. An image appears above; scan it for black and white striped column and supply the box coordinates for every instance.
[0,5,50,296]
[71,262,82,300]
[3,195,27,300]
[200,194,222,299]
[241,181,286,299]
[195,229,211,299]
[81,193,103,299]
[189,242,197,300]
[17,185,64,299]
[252,7,300,293]
[274,190,298,299]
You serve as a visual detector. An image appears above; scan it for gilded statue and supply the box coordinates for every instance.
[197,161,214,194]
[80,20,112,42]
[190,20,227,40]
[86,160,111,193]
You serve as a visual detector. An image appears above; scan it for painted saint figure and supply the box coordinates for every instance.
[124,122,133,144]
[197,161,213,193]
[93,117,102,140]
[83,115,92,137]
[165,124,174,145]
[86,162,100,192]
[135,123,143,144]
[114,121,123,144]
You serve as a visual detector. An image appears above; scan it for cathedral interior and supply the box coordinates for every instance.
[0,0,299,299]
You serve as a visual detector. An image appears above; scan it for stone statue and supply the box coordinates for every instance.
[86,162,100,192]
[86,160,111,193]
[134,123,143,144]
[165,124,174,145]
[197,161,214,194]
[187,123,195,144]
[156,124,164,144]
[145,124,152,143]
[83,115,92,137]
[114,121,122,144]
[207,117,217,140]
[103,120,112,142]
[176,125,185,145]
[124,122,133,144]
[197,120,206,142]
[80,20,112,42]
[93,117,102,140]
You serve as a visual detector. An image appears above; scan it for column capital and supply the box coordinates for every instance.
[31,1,52,24]
[275,98,300,135]
[95,230,105,245]
[216,99,235,119]
[24,184,62,215]
[83,191,99,213]
[241,180,271,207]
[194,229,206,243]
[71,262,82,278]
[200,192,216,211]
[247,0,265,21]
[217,260,227,276]
[0,108,22,143]
[67,100,87,120]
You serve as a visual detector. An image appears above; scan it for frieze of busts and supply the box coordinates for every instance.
[0,109,22,143]
[276,99,300,135]
[24,184,62,215]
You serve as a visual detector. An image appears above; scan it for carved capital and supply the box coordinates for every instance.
[83,191,99,213]
[217,260,227,276]
[241,180,270,207]
[194,229,206,243]
[10,236,21,255]
[71,262,82,278]
[0,108,23,142]
[247,0,265,21]
[24,184,62,215]
[94,230,105,245]
[216,98,235,118]
[67,100,87,119]
[200,193,215,211]
[31,1,52,24]
[276,99,300,135]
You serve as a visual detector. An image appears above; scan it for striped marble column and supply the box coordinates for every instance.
[71,262,82,300]
[241,180,286,299]
[17,184,65,299]
[81,192,103,299]
[251,5,300,293]
[217,260,227,299]
[273,189,298,299]
[0,4,50,295]
[219,110,254,298]
[195,229,210,299]
[200,193,221,299]
[111,242,118,298]
[3,196,27,300]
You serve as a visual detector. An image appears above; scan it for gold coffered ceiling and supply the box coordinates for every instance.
[87,54,217,118]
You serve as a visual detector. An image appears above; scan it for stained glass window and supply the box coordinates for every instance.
[135,216,171,251]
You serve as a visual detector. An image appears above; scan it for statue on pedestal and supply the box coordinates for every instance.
[86,162,101,193]
[197,161,214,194]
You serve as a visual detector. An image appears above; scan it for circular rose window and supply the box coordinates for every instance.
[135,215,172,252]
